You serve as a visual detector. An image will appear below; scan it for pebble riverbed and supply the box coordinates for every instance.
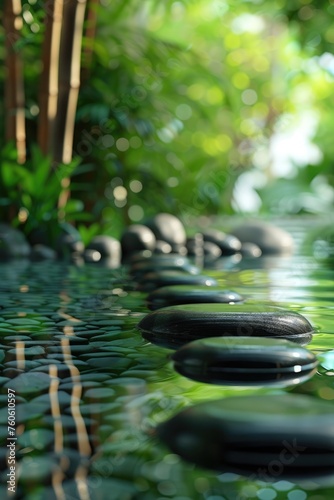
[1,218,334,499]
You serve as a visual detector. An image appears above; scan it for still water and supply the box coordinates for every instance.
[0,217,334,499]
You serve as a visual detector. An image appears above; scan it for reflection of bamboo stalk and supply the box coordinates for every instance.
[81,0,99,82]
[53,0,87,165]
[38,0,64,157]
[4,0,26,163]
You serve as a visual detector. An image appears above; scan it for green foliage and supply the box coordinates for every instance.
[0,143,91,243]
[1,0,334,227]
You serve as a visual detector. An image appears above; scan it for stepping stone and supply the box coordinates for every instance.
[86,235,121,262]
[144,213,187,250]
[203,229,242,255]
[156,394,334,479]
[137,304,313,349]
[121,224,156,257]
[172,337,318,386]
[240,242,262,258]
[231,221,294,255]
[136,271,217,292]
[147,285,243,310]
[130,260,199,278]
[154,240,172,254]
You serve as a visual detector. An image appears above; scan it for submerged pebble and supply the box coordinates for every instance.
[172,336,318,386]
[157,394,334,479]
[137,304,314,348]
[147,285,243,310]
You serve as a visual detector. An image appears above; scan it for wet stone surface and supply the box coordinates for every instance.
[147,285,243,310]
[137,303,314,349]
[171,336,318,386]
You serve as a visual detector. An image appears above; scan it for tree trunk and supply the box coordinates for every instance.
[53,0,87,165]
[38,0,64,157]
[4,0,26,163]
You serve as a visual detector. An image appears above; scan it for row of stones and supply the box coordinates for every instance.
[124,223,334,481]
[133,257,317,387]
[1,213,293,264]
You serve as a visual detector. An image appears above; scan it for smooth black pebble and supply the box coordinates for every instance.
[86,235,121,264]
[121,224,156,258]
[203,229,242,255]
[144,213,186,250]
[130,260,199,279]
[147,285,243,310]
[172,336,318,386]
[156,394,334,479]
[231,221,294,255]
[137,304,313,348]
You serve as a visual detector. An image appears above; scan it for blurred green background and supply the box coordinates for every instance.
[1,0,334,241]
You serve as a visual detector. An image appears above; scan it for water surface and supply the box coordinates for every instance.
[0,217,334,499]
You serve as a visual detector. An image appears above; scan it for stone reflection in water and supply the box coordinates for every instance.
[171,337,318,387]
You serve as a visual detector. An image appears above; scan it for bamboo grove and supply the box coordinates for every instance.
[4,0,98,167]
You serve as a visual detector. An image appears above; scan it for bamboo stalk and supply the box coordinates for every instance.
[81,0,99,82]
[53,0,87,165]
[38,0,64,157]
[4,0,26,163]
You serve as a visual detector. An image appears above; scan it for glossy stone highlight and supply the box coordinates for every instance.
[172,336,318,386]
[137,304,314,348]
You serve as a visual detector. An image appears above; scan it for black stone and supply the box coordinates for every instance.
[56,224,84,257]
[203,229,241,255]
[136,271,218,292]
[186,234,204,256]
[172,336,318,386]
[154,240,173,254]
[86,235,121,264]
[144,213,186,250]
[240,242,262,258]
[203,241,222,259]
[130,260,199,279]
[137,304,313,348]
[147,285,243,310]
[157,394,334,479]
[121,224,156,257]
[231,221,294,255]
